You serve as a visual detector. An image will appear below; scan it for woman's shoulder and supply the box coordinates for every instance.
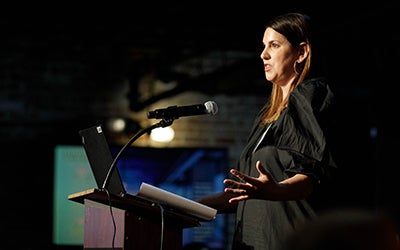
[296,77,332,94]
[293,77,335,112]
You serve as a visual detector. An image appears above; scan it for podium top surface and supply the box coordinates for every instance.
[68,188,98,203]
[68,188,200,228]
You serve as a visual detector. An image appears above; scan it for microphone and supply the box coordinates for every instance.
[147,100,218,120]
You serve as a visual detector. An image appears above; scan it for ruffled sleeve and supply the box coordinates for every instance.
[272,78,337,182]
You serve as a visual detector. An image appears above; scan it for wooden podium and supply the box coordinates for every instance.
[68,188,200,250]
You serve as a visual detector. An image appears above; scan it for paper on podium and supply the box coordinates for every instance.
[137,182,217,221]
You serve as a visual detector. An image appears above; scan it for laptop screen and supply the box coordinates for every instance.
[78,125,126,196]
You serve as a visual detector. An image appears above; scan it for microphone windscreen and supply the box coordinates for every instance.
[204,101,218,115]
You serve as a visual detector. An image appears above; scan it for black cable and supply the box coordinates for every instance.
[154,203,165,250]
[104,188,117,250]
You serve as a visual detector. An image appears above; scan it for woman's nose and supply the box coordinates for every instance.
[260,48,269,60]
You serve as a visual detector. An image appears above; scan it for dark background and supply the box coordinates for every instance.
[1,2,398,249]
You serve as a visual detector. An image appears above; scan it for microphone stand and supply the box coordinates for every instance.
[101,118,174,190]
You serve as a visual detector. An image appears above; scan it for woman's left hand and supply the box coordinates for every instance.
[223,160,280,202]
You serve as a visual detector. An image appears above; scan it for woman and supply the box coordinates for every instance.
[198,12,338,250]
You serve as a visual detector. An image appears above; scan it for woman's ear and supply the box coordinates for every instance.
[297,42,310,63]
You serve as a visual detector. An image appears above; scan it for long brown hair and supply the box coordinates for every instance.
[260,13,313,125]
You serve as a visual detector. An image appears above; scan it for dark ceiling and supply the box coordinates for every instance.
[0,2,397,142]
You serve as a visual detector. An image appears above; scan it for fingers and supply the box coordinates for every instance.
[223,161,271,203]
[228,195,249,203]
[224,177,253,202]
[224,187,245,194]
[230,161,267,181]
[224,179,250,190]
[224,186,249,203]
[229,168,247,182]
[223,178,242,186]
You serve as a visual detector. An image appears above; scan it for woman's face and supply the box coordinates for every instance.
[260,27,299,87]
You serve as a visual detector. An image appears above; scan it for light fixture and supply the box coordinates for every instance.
[105,117,141,134]
[150,126,175,143]
[106,118,126,133]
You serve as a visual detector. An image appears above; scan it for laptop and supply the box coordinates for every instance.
[78,124,129,197]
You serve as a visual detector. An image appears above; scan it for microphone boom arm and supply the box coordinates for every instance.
[101,118,174,190]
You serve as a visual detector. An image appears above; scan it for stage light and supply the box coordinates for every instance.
[150,126,175,142]
[105,117,141,135]
[106,118,126,133]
